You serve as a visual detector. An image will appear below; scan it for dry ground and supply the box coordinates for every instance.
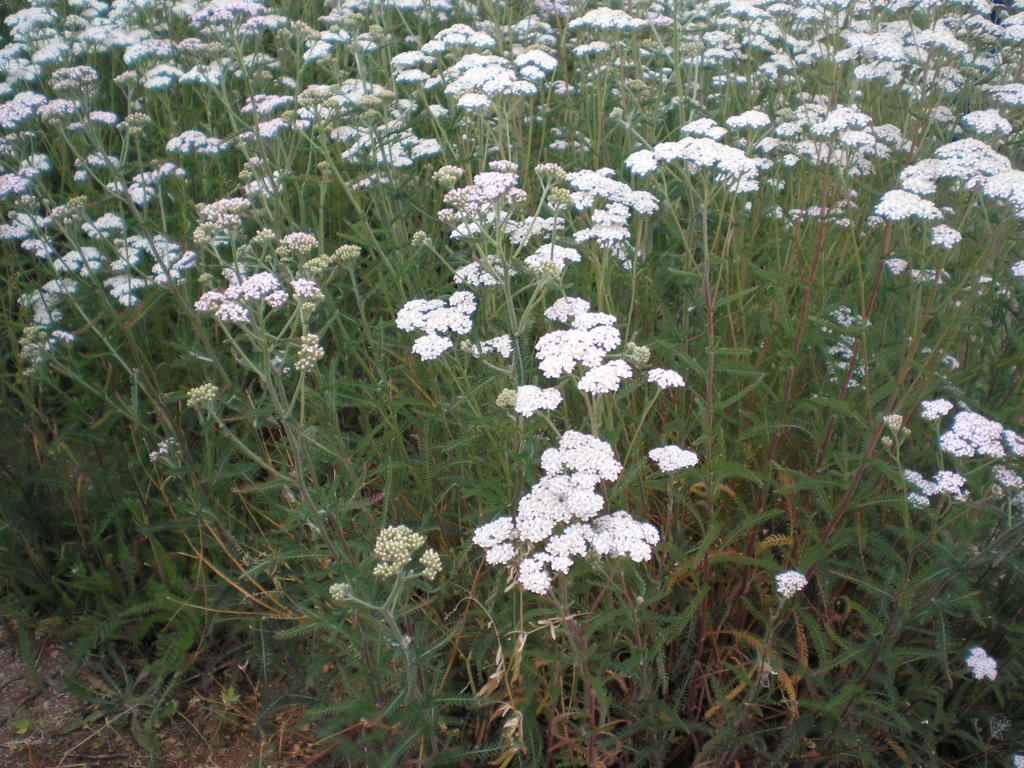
[0,626,322,768]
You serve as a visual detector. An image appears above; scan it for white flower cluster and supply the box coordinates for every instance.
[514,49,558,82]
[567,7,647,31]
[578,359,633,395]
[822,307,869,388]
[962,110,1012,136]
[900,139,1011,197]
[40,224,194,310]
[196,196,252,231]
[421,24,495,55]
[965,646,998,681]
[513,385,563,417]
[535,299,628,392]
[993,465,1024,491]
[166,129,230,156]
[524,244,581,273]
[328,582,352,603]
[459,335,511,360]
[626,129,767,194]
[396,291,476,360]
[992,465,1024,505]
[148,437,179,465]
[18,325,74,370]
[726,110,772,130]
[565,169,659,265]
[648,446,699,472]
[290,278,323,302]
[296,80,435,171]
[54,246,104,276]
[903,469,969,507]
[775,570,808,599]
[929,225,962,250]
[647,368,686,389]
[419,548,442,581]
[473,431,658,594]
[126,162,187,206]
[437,52,537,111]
[939,411,1024,459]
[873,190,943,222]
[453,255,514,287]
[920,398,954,421]
[186,382,218,408]
[438,171,523,229]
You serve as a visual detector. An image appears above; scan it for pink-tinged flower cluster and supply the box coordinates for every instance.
[193,271,295,323]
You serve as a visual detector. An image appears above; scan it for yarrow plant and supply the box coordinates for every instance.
[4,0,1024,763]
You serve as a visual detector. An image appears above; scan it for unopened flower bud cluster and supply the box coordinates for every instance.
[373,525,425,578]
[329,582,353,603]
[295,334,325,373]
[419,548,442,581]
[277,231,319,258]
[186,382,217,408]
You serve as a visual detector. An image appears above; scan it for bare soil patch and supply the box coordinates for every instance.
[0,626,320,767]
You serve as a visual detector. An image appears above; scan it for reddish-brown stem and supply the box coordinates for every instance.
[803,222,892,511]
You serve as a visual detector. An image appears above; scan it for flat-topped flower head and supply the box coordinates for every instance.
[564,169,660,214]
[422,24,496,54]
[535,310,621,378]
[681,118,727,140]
[588,511,660,562]
[775,570,808,598]
[920,399,954,421]
[442,172,521,216]
[453,255,514,286]
[930,225,962,249]
[541,430,623,481]
[726,110,771,130]
[648,446,699,472]
[186,382,218,408]
[874,190,943,221]
[419,548,442,581]
[401,294,475,334]
[545,296,591,322]
[524,244,581,273]
[578,359,632,394]
[463,335,513,359]
[372,525,426,579]
[966,646,998,681]
[397,292,477,360]
[514,385,563,417]
[962,110,1012,135]
[567,7,646,30]
[648,368,685,389]
[940,411,1024,458]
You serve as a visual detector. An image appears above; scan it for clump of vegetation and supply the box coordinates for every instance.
[3,0,1024,763]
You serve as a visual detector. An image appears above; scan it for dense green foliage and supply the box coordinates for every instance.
[3,0,1024,764]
